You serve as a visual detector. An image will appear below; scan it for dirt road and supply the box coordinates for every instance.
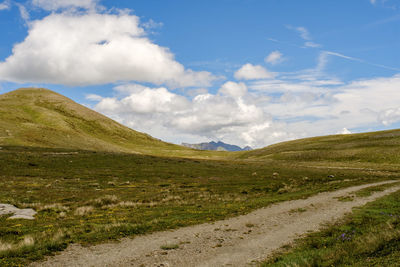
[33,180,400,267]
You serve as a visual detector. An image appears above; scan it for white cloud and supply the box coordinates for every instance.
[234,63,275,80]
[265,51,283,65]
[324,50,400,72]
[186,88,208,98]
[255,74,400,136]
[304,41,321,48]
[31,0,98,11]
[86,74,400,148]
[370,0,377,4]
[219,81,247,98]
[378,107,400,126]
[0,12,217,87]
[287,25,321,48]
[16,3,30,22]
[295,26,311,40]
[337,128,352,134]
[0,0,10,10]
[86,94,103,101]
[88,83,286,148]
[121,87,190,113]
[89,86,191,115]
[142,19,163,30]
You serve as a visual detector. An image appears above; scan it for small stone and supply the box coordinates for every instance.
[0,204,36,220]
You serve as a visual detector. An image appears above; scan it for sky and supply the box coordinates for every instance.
[0,0,400,148]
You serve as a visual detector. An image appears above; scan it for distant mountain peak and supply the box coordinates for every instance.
[181,141,252,152]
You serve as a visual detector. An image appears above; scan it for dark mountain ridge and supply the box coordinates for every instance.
[182,141,252,151]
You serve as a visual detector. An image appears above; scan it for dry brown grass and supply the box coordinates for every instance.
[74,206,94,216]
[0,236,35,253]
[93,195,119,207]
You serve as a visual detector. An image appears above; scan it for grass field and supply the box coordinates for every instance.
[1,146,398,266]
[263,185,400,266]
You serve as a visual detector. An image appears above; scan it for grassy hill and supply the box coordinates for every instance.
[240,129,400,166]
[0,88,228,158]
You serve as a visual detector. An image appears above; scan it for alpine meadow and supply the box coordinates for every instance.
[1,0,400,266]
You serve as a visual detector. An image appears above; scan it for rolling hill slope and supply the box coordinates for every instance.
[0,88,227,158]
[240,129,400,165]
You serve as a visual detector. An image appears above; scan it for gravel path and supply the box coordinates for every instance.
[33,180,400,267]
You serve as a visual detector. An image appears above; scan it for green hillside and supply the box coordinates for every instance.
[240,129,400,165]
[0,88,227,158]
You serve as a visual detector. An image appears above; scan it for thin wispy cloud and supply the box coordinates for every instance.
[16,3,29,23]
[0,0,10,11]
[324,51,400,72]
[31,0,100,11]
[265,51,284,65]
[269,28,400,74]
[366,14,400,27]
[286,25,321,48]
[369,0,399,10]
[267,37,305,49]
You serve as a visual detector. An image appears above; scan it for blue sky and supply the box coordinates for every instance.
[0,0,400,147]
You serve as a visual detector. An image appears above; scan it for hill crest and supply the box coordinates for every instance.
[0,88,227,158]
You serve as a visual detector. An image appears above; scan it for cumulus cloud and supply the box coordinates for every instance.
[253,74,400,137]
[88,83,288,148]
[185,88,208,98]
[121,87,190,114]
[219,81,247,98]
[234,63,275,80]
[265,51,283,65]
[85,74,400,148]
[31,0,98,11]
[0,12,216,87]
